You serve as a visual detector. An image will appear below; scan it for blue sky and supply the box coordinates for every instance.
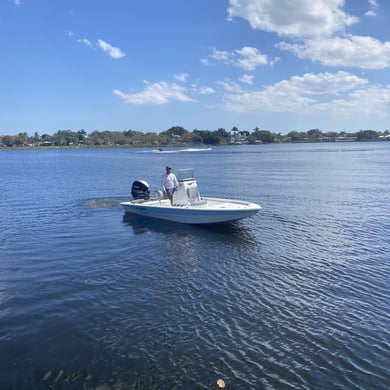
[1,0,390,135]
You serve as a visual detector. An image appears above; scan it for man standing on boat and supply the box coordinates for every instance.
[162,166,178,205]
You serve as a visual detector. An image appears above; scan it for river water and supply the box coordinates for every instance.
[0,143,389,389]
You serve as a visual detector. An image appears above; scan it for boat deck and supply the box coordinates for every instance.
[128,197,256,210]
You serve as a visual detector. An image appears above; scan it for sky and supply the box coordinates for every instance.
[1,0,390,135]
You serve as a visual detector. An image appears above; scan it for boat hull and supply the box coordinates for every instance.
[120,197,261,224]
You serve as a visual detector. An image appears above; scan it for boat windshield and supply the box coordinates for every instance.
[177,168,194,181]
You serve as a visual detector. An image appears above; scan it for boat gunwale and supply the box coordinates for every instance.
[120,196,261,212]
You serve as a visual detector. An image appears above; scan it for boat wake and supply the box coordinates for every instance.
[150,147,212,154]
[84,197,127,209]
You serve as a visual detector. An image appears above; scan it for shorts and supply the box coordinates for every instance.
[166,188,175,200]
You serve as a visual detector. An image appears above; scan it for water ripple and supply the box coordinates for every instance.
[1,145,390,388]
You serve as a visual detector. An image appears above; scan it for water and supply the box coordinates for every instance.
[0,143,389,389]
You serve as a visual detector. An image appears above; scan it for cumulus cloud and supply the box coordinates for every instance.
[223,71,370,113]
[278,35,390,69]
[226,0,390,70]
[97,39,125,59]
[365,0,378,17]
[227,0,358,39]
[235,46,269,70]
[309,85,390,118]
[113,82,194,105]
[202,46,274,70]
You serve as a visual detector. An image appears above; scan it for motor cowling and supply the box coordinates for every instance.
[131,180,150,200]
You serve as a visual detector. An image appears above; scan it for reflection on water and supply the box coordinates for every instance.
[122,212,256,245]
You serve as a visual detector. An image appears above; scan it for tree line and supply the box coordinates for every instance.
[1,126,389,148]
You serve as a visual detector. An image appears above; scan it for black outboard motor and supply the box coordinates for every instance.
[131,180,150,200]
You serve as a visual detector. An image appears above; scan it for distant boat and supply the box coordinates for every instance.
[120,168,261,224]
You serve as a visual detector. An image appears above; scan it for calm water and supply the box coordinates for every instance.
[1,143,389,389]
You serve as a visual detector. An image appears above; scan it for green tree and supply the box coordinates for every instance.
[162,126,188,136]
[77,130,87,143]
[52,130,78,145]
[193,130,221,145]
[142,132,159,146]
[89,132,103,145]
[307,129,322,140]
[2,135,15,146]
[252,129,274,143]
[181,132,203,144]
[287,131,305,142]
[14,136,25,146]
[356,130,378,141]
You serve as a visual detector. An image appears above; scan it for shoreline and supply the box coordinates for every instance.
[1,138,389,151]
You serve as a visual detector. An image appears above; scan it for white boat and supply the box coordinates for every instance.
[120,169,261,224]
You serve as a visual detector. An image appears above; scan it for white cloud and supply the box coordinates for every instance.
[201,48,232,66]
[278,35,390,69]
[14,0,21,7]
[202,46,273,70]
[224,86,315,113]
[97,39,125,59]
[288,71,368,94]
[238,74,254,84]
[235,46,269,70]
[208,48,231,62]
[226,1,389,71]
[113,82,194,105]
[174,73,189,82]
[308,85,390,118]
[223,71,370,114]
[77,38,93,48]
[192,85,215,95]
[227,0,358,38]
[217,80,244,93]
[365,0,378,17]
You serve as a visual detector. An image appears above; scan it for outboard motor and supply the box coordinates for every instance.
[131,180,150,200]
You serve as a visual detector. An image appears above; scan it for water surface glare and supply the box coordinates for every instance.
[1,143,389,389]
